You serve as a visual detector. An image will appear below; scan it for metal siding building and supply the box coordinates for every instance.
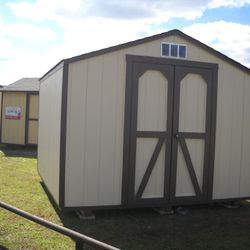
[38,30,250,211]
[0,78,39,146]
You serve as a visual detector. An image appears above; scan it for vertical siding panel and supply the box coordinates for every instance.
[112,52,123,205]
[240,75,250,196]
[113,50,130,204]
[219,65,233,198]
[227,69,244,197]
[98,53,119,205]
[84,57,103,206]
[65,61,88,206]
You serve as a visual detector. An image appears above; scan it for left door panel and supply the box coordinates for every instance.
[125,58,174,206]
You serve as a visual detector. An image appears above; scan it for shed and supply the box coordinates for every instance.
[38,29,250,211]
[0,78,39,146]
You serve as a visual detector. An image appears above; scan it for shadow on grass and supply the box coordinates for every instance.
[0,245,10,250]
[40,182,63,216]
[40,181,163,248]
[0,144,37,159]
[40,180,250,249]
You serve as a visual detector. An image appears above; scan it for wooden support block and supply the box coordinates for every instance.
[175,206,189,215]
[220,201,240,209]
[75,210,96,220]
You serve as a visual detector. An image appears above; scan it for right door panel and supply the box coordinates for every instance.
[171,66,213,203]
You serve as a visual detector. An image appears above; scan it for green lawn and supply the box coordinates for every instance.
[1,146,250,250]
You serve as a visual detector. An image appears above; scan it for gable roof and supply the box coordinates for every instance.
[1,78,40,92]
[41,29,250,80]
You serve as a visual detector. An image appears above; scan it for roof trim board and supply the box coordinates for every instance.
[40,61,65,82]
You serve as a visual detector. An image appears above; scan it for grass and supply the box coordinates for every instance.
[1,146,250,249]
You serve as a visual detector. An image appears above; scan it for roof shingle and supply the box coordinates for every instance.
[1,78,39,92]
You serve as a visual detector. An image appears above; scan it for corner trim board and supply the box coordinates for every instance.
[59,60,69,209]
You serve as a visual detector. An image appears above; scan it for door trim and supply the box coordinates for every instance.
[122,55,218,207]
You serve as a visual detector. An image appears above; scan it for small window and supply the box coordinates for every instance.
[171,44,178,57]
[161,43,187,59]
[162,43,169,57]
[179,45,186,58]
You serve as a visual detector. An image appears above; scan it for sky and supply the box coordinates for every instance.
[0,0,250,85]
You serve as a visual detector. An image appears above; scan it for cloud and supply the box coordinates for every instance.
[182,21,250,67]
[6,0,250,22]
[1,0,250,85]
[4,0,212,56]
[2,22,57,43]
[7,0,211,22]
[6,0,83,21]
[0,57,11,62]
[208,0,250,8]
[84,0,211,20]
[86,1,154,19]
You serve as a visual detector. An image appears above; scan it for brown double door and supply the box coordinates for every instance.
[123,55,218,207]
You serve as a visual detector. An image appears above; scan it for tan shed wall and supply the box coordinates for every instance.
[38,67,63,205]
[213,70,250,199]
[65,34,250,207]
[1,92,26,144]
